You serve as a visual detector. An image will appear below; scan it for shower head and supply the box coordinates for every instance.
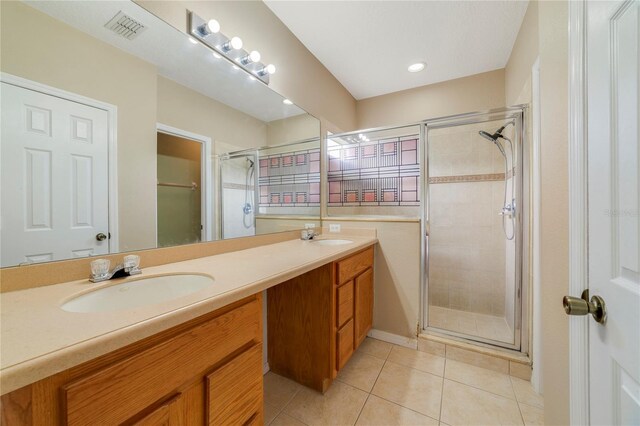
[479,130,507,158]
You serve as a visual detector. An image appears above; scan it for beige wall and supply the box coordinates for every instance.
[266,114,320,146]
[157,76,267,153]
[356,69,506,129]
[505,1,539,106]
[538,1,569,424]
[0,1,159,252]
[137,0,357,133]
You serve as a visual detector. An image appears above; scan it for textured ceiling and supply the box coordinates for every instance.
[265,1,528,100]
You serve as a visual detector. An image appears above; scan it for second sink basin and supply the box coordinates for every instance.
[61,273,214,313]
[312,239,353,246]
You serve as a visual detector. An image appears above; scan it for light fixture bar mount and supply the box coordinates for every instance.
[189,11,272,85]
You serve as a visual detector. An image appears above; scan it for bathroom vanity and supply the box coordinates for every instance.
[0,237,376,425]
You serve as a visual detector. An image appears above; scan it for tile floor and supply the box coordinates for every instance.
[428,306,514,343]
[264,337,543,426]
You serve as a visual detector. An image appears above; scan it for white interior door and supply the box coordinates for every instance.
[1,82,110,267]
[587,0,640,424]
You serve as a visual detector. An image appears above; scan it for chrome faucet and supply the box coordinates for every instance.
[301,225,319,240]
[90,255,141,283]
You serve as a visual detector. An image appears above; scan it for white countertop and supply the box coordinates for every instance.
[0,235,377,395]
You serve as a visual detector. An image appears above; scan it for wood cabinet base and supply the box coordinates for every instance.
[1,294,263,425]
[268,246,374,393]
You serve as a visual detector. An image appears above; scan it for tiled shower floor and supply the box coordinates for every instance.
[428,306,514,343]
[263,337,544,425]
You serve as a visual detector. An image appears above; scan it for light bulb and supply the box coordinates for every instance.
[240,50,262,65]
[249,50,261,63]
[230,36,243,50]
[206,19,220,34]
[265,64,276,74]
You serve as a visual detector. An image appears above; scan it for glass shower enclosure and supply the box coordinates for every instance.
[423,107,527,351]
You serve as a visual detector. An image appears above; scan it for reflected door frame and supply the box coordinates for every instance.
[0,72,119,255]
[156,123,213,243]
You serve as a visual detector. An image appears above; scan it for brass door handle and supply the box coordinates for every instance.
[96,233,107,242]
[563,289,606,324]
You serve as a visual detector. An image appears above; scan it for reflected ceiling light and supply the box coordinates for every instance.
[188,37,198,44]
[232,65,240,70]
[240,50,261,65]
[283,99,293,105]
[212,52,222,59]
[198,19,220,36]
[221,36,243,52]
[249,76,256,81]
[408,62,426,72]
[257,64,276,76]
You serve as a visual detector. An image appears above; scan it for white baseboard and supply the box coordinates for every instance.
[263,362,270,375]
[367,328,418,349]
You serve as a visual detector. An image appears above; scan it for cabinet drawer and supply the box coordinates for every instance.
[336,319,354,370]
[336,247,374,285]
[207,343,263,426]
[336,280,354,328]
[63,298,261,426]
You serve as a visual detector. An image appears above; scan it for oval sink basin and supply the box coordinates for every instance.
[312,239,353,246]
[61,274,214,313]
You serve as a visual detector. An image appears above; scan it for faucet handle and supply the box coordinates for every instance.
[124,255,142,275]
[90,259,110,280]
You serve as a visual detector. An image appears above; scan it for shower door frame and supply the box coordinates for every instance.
[420,106,529,353]
[218,150,259,240]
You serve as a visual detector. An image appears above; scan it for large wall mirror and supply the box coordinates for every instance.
[0,0,320,267]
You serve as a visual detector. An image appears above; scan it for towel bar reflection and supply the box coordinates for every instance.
[157,181,198,191]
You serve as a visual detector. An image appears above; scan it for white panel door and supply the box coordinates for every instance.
[1,82,110,267]
[587,1,640,424]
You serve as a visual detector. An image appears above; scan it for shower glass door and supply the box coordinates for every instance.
[424,108,525,350]
[219,152,257,239]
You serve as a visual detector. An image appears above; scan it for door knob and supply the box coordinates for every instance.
[563,289,606,324]
[96,233,107,241]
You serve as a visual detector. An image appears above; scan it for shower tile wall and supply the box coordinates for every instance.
[428,125,507,317]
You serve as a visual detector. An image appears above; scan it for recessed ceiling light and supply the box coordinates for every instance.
[408,62,426,73]
[283,99,293,105]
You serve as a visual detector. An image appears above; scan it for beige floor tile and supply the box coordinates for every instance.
[371,361,443,420]
[271,413,308,426]
[441,380,523,426]
[511,377,544,409]
[444,359,515,399]
[358,337,393,360]
[284,380,368,426]
[445,346,509,374]
[355,395,439,426]
[265,402,281,425]
[264,372,304,410]
[337,351,385,392]
[418,339,446,357]
[519,403,545,425]
[388,345,446,377]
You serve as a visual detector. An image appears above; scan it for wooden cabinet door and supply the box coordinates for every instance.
[354,268,373,348]
[337,319,354,370]
[206,344,263,425]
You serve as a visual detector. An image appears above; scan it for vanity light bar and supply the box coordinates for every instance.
[188,11,274,85]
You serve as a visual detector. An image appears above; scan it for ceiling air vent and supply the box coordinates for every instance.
[105,11,146,40]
